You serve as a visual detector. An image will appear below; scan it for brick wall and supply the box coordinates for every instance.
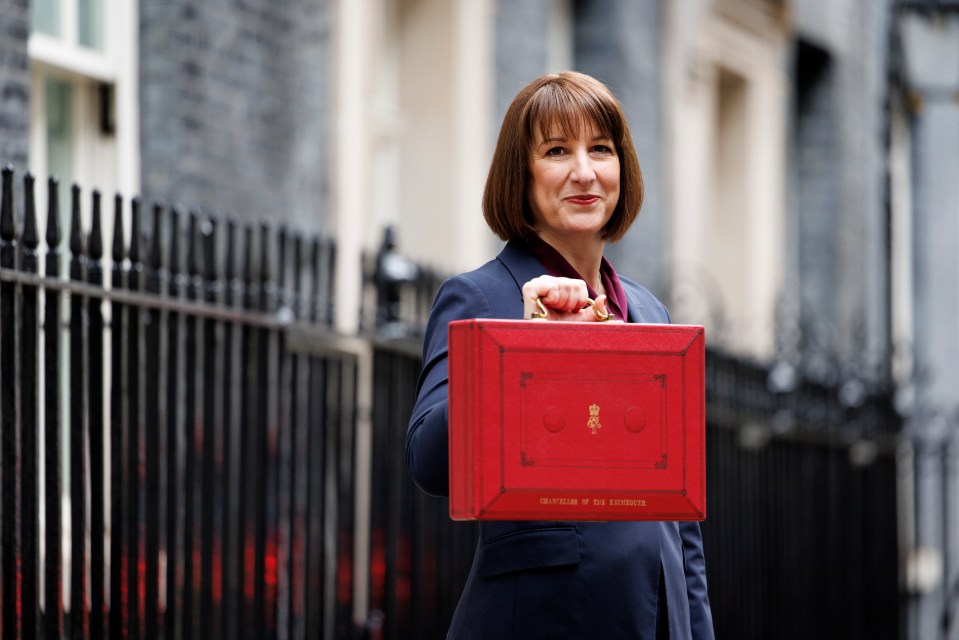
[493,0,551,128]
[792,0,894,369]
[793,38,843,369]
[573,0,666,295]
[0,0,29,172]
[139,0,331,232]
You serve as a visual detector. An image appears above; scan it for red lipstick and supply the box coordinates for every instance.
[566,195,600,205]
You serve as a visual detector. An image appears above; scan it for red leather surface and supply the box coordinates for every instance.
[448,320,706,521]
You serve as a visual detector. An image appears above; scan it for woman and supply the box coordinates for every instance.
[407,71,714,639]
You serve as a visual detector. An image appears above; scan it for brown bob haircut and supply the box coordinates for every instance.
[482,71,643,243]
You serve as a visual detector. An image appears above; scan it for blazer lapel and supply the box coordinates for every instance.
[495,240,547,295]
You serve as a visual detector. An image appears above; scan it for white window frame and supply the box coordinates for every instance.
[666,2,788,362]
[28,0,139,237]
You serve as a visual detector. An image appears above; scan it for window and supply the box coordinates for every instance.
[32,0,104,49]
[29,0,138,251]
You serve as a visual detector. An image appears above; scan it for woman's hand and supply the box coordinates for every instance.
[521,275,611,322]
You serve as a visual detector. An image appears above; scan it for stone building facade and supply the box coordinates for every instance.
[1,0,957,636]
[139,1,332,230]
[0,0,29,173]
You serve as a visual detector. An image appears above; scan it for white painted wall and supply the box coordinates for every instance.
[666,0,788,362]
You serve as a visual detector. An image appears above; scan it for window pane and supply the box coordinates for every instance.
[46,76,74,247]
[31,0,60,37]
[79,0,104,50]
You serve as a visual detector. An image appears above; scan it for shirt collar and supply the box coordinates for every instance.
[526,234,629,322]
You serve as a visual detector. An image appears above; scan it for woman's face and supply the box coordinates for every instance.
[527,118,620,245]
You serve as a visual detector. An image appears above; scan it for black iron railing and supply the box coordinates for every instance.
[0,166,349,639]
[0,163,904,639]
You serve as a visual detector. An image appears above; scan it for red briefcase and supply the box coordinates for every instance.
[447,320,706,521]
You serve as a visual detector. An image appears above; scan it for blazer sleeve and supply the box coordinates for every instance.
[406,274,495,497]
[681,521,716,639]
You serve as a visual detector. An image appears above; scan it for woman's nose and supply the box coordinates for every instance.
[570,149,596,183]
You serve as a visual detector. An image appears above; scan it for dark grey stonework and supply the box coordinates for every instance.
[0,0,30,172]
[790,1,893,379]
[494,0,552,128]
[139,0,331,232]
[573,0,666,296]
[834,1,893,369]
[791,39,843,376]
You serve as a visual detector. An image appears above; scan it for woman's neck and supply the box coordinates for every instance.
[537,230,605,292]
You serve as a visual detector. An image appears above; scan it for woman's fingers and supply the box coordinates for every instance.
[521,276,605,321]
[592,294,610,319]
[525,276,588,311]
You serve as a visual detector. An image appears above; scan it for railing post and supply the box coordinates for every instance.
[293,232,304,320]
[88,190,106,640]
[238,222,256,636]
[144,202,163,640]
[45,178,64,640]
[126,197,143,639]
[220,217,239,640]
[182,210,200,640]
[1,165,18,640]
[19,173,40,640]
[163,205,182,640]
[254,221,274,636]
[108,192,126,640]
[68,183,88,640]
[200,216,219,639]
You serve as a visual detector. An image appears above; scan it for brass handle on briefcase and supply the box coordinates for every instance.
[529,296,613,322]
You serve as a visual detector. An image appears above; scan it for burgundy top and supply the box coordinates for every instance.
[526,234,629,322]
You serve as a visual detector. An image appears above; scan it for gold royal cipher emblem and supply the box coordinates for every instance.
[587,403,602,435]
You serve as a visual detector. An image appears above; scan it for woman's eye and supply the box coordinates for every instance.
[592,144,614,155]
[545,146,567,157]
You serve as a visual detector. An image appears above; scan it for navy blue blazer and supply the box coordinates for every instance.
[407,240,714,639]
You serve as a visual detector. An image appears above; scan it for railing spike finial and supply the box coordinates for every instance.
[276,225,288,301]
[1,165,14,243]
[169,206,182,278]
[203,216,217,283]
[310,236,321,323]
[69,184,84,260]
[46,178,61,252]
[259,221,272,312]
[150,203,165,271]
[147,203,165,297]
[325,237,337,325]
[168,206,183,298]
[224,217,237,305]
[89,190,103,262]
[129,197,144,292]
[45,178,62,281]
[129,197,143,265]
[292,231,303,319]
[112,193,125,264]
[188,209,200,279]
[23,173,39,252]
[259,221,272,281]
[243,223,254,310]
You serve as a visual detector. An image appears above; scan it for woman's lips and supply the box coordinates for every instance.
[565,195,600,205]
